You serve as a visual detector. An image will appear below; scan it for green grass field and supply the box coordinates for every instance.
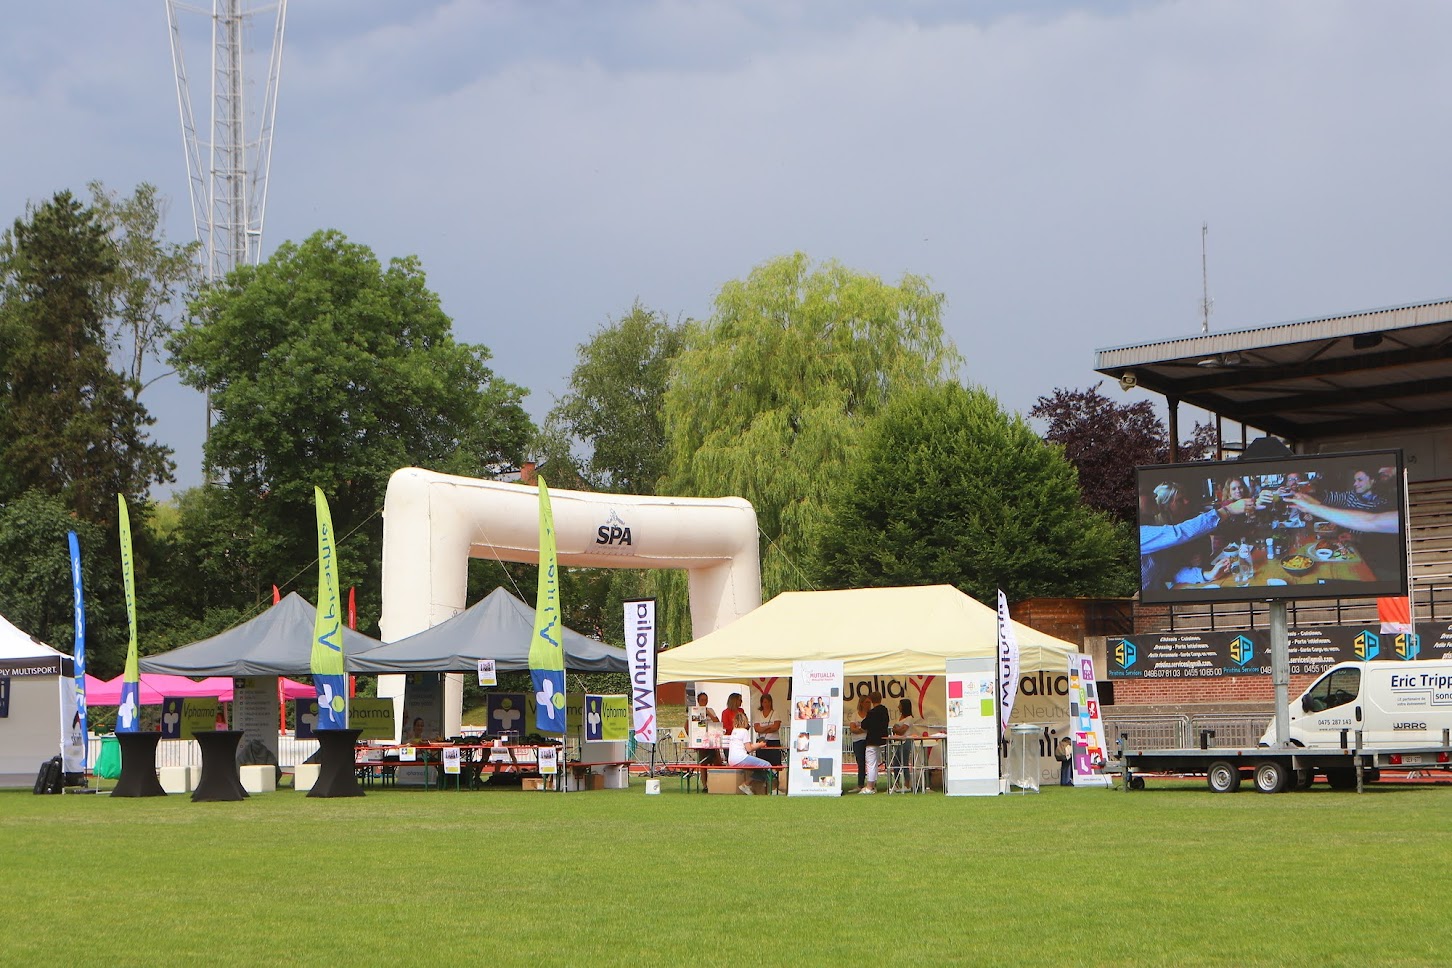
[4,780,1451,967]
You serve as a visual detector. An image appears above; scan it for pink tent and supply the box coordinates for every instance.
[83,674,315,705]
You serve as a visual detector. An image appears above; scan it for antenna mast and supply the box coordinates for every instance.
[1200,221,1213,335]
[167,0,287,282]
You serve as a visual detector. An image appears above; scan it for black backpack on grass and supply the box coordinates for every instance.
[33,755,63,795]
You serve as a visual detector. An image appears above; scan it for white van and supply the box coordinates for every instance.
[1260,660,1452,748]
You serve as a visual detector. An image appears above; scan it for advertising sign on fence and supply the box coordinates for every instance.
[1109,624,1437,681]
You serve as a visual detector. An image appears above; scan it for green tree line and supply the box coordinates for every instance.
[2,184,1182,677]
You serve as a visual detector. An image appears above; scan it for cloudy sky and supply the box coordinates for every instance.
[4,1,1450,496]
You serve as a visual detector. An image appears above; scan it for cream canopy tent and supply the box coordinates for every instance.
[656,584,1078,681]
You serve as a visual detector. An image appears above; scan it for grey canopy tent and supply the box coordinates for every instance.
[346,586,627,674]
[139,592,384,676]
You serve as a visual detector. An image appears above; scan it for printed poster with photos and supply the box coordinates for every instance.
[787,660,844,797]
[1068,653,1108,781]
[944,657,1000,796]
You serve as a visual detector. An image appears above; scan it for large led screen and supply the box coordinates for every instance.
[1136,449,1407,605]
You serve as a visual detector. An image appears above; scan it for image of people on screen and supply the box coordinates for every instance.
[1136,451,1404,601]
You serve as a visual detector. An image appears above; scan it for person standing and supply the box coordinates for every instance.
[859,692,890,795]
[890,698,917,791]
[752,693,782,772]
[849,696,871,792]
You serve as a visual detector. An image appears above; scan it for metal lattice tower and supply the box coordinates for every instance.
[167,0,287,281]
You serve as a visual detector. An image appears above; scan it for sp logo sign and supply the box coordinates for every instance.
[1230,635,1254,668]
[1113,638,1136,670]
[1354,630,1380,661]
[1394,633,1421,661]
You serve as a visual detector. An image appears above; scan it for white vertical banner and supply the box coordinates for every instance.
[786,660,844,797]
[996,590,1021,733]
[625,598,657,744]
[945,657,1000,796]
[1068,653,1109,783]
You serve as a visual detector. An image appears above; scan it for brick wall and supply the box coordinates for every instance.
[1112,671,1323,705]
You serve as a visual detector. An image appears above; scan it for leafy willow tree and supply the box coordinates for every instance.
[0,190,174,525]
[88,181,203,396]
[813,383,1136,602]
[542,301,684,495]
[168,229,533,629]
[661,252,959,641]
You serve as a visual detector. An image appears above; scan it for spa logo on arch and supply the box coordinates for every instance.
[595,509,632,546]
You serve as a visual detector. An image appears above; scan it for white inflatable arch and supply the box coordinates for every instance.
[379,467,762,733]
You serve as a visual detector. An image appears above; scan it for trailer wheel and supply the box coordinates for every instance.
[1130,776,1145,790]
[1207,760,1241,794]
[1294,768,1314,791]
[1254,760,1289,793]
[1326,768,1357,790]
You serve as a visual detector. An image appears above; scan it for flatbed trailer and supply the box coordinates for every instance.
[1118,745,1452,793]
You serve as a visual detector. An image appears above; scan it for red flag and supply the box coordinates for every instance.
[272,584,281,605]
[348,586,357,629]
[1378,596,1412,633]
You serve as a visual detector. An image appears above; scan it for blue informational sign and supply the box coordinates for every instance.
[294,699,319,740]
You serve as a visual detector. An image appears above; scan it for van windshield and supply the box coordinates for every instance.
[1303,667,1361,712]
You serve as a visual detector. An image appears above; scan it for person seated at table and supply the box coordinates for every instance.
[410,717,428,742]
[725,726,773,795]
[1283,492,1401,581]
[1139,482,1252,589]
[721,693,747,734]
[1320,466,1389,512]
[890,698,917,789]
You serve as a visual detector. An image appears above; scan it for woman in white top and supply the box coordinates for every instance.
[726,727,773,794]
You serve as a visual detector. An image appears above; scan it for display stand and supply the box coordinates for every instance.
[192,730,248,802]
[112,731,167,798]
[308,728,366,799]
[1007,724,1042,794]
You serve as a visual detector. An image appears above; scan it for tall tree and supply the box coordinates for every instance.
[814,383,1135,602]
[88,181,203,395]
[0,490,128,676]
[169,229,533,627]
[662,252,959,627]
[1031,383,1223,523]
[0,191,174,524]
[542,302,684,495]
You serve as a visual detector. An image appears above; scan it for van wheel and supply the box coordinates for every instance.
[1254,761,1289,793]
[1207,760,1241,793]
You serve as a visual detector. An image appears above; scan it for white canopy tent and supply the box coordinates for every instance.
[657,584,1078,681]
[0,613,79,788]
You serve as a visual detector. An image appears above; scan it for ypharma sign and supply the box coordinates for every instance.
[626,598,657,743]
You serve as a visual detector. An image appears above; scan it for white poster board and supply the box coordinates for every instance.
[786,660,844,797]
[944,657,999,797]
